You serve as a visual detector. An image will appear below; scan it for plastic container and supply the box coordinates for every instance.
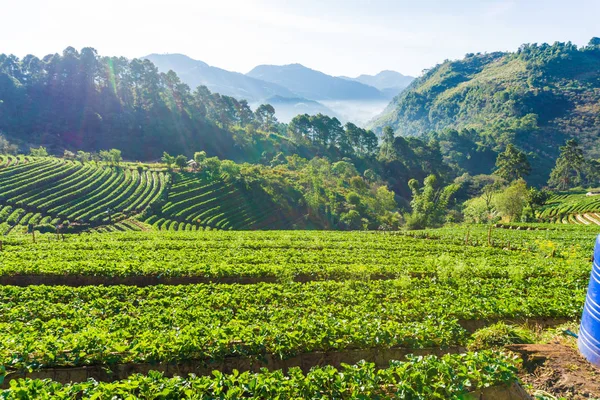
[578,235,600,366]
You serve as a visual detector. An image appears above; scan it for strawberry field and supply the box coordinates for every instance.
[0,225,597,398]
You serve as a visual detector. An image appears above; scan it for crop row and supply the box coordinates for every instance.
[0,154,34,168]
[0,159,168,226]
[540,191,600,221]
[0,229,593,280]
[0,351,518,399]
[0,277,584,372]
[145,173,287,231]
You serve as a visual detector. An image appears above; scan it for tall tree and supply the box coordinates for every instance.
[379,126,395,160]
[493,144,531,182]
[255,104,276,131]
[548,139,586,190]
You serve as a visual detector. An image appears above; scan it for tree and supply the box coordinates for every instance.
[194,151,206,166]
[76,150,91,164]
[526,187,550,216]
[175,154,187,171]
[361,130,379,156]
[493,144,531,182]
[379,126,395,160]
[375,186,397,213]
[548,139,586,190]
[340,209,361,229]
[109,149,122,166]
[255,104,276,131]
[493,179,528,222]
[161,152,175,170]
[407,175,459,229]
[288,114,311,143]
[0,134,17,154]
[481,182,502,214]
[30,146,48,157]
[202,157,221,179]
[220,160,241,180]
[99,150,112,165]
[331,161,358,179]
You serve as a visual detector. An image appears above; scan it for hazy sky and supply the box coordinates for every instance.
[3,0,599,77]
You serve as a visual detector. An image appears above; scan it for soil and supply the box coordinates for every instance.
[507,342,600,399]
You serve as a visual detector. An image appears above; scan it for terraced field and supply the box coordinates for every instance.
[144,172,289,231]
[0,226,596,398]
[0,158,290,234]
[0,157,168,234]
[540,191,600,225]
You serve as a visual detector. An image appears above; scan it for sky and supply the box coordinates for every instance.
[2,0,599,77]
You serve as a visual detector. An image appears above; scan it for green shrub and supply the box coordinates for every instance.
[469,322,535,351]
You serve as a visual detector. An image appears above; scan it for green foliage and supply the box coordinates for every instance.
[174,154,187,171]
[99,149,122,166]
[463,196,498,224]
[371,40,600,185]
[76,150,91,164]
[161,152,175,169]
[407,175,459,229]
[469,323,535,351]
[1,352,518,399]
[29,146,48,157]
[548,139,587,190]
[494,144,531,182]
[193,151,206,165]
[493,179,529,222]
[220,159,241,180]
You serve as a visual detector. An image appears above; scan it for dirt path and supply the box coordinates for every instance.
[508,342,600,399]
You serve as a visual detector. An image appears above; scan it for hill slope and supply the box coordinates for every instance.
[371,40,600,163]
[247,64,385,101]
[0,156,292,233]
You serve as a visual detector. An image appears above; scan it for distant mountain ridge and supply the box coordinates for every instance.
[144,54,296,102]
[340,70,414,98]
[247,63,385,101]
[144,54,411,124]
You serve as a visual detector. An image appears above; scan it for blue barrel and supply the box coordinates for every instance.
[579,234,600,366]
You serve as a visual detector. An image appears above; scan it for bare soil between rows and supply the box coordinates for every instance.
[508,342,600,399]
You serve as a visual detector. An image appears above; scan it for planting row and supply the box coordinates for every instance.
[0,229,593,281]
[0,351,518,399]
[144,172,289,231]
[540,191,600,222]
[0,159,168,227]
[0,277,584,372]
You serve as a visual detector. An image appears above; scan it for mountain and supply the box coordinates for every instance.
[247,63,385,101]
[370,39,600,183]
[144,53,297,102]
[340,70,414,98]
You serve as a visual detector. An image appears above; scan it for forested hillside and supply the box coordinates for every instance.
[372,39,600,183]
[0,48,245,161]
